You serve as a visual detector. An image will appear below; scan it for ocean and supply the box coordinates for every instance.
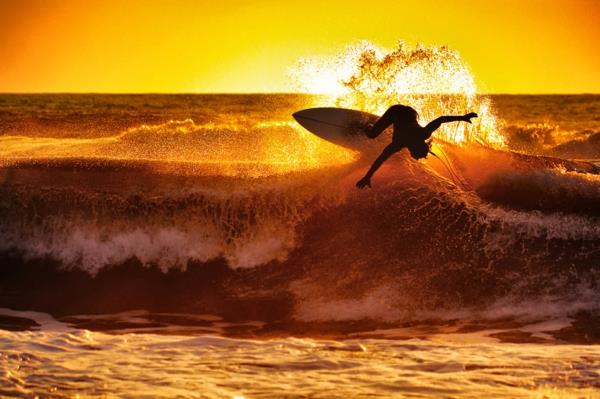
[0,93,599,398]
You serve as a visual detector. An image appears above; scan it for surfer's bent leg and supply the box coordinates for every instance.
[356,143,401,189]
[367,107,395,138]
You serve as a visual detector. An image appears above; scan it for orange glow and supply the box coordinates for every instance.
[1,0,599,93]
[0,119,358,177]
[294,42,505,146]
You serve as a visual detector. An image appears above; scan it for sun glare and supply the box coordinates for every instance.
[293,41,505,147]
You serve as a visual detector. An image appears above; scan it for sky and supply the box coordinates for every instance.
[1,0,599,93]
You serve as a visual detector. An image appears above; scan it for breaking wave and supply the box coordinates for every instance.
[1,140,599,324]
[1,42,599,326]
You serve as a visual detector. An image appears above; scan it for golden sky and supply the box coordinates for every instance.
[1,0,599,93]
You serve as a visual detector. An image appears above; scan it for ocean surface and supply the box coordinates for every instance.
[0,93,599,398]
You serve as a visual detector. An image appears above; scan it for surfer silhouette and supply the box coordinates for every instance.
[356,105,477,189]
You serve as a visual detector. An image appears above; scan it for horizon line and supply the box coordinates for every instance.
[1,91,599,96]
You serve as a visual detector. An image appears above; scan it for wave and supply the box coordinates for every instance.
[501,122,600,159]
[549,131,600,159]
[293,41,504,147]
[0,160,351,273]
[0,119,355,176]
[477,166,600,214]
[1,135,599,324]
[2,52,599,330]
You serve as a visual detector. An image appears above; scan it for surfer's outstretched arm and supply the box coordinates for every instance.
[423,112,478,138]
[366,107,396,138]
[356,143,400,189]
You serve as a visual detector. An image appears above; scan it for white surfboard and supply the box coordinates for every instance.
[292,107,387,151]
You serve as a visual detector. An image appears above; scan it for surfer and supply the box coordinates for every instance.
[356,105,477,188]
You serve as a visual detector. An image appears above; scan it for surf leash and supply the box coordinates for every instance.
[429,145,471,190]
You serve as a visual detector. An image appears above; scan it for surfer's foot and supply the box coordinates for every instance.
[356,177,372,189]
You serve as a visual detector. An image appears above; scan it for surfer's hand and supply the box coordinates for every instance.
[356,177,372,189]
[462,112,478,123]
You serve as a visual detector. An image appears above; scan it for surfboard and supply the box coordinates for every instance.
[292,107,386,151]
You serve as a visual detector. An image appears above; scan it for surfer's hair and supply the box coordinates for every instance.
[408,141,430,160]
[390,104,418,123]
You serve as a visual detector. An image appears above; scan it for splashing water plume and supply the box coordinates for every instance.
[293,41,505,146]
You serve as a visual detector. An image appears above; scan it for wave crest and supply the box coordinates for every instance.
[292,41,504,146]
[0,119,356,177]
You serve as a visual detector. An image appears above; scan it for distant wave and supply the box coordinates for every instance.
[477,166,600,214]
[549,132,600,159]
[0,119,356,176]
[502,123,600,159]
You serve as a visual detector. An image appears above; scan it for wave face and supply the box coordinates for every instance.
[0,93,599,327]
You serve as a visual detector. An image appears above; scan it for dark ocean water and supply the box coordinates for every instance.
[0,94,599,398]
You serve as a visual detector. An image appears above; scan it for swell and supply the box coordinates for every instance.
[0,119,356,177]
[501,122,600,159]
[1,143,599,324]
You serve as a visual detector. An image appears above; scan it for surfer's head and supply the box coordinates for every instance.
[408,141,430,160]
[390,104,418,123]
